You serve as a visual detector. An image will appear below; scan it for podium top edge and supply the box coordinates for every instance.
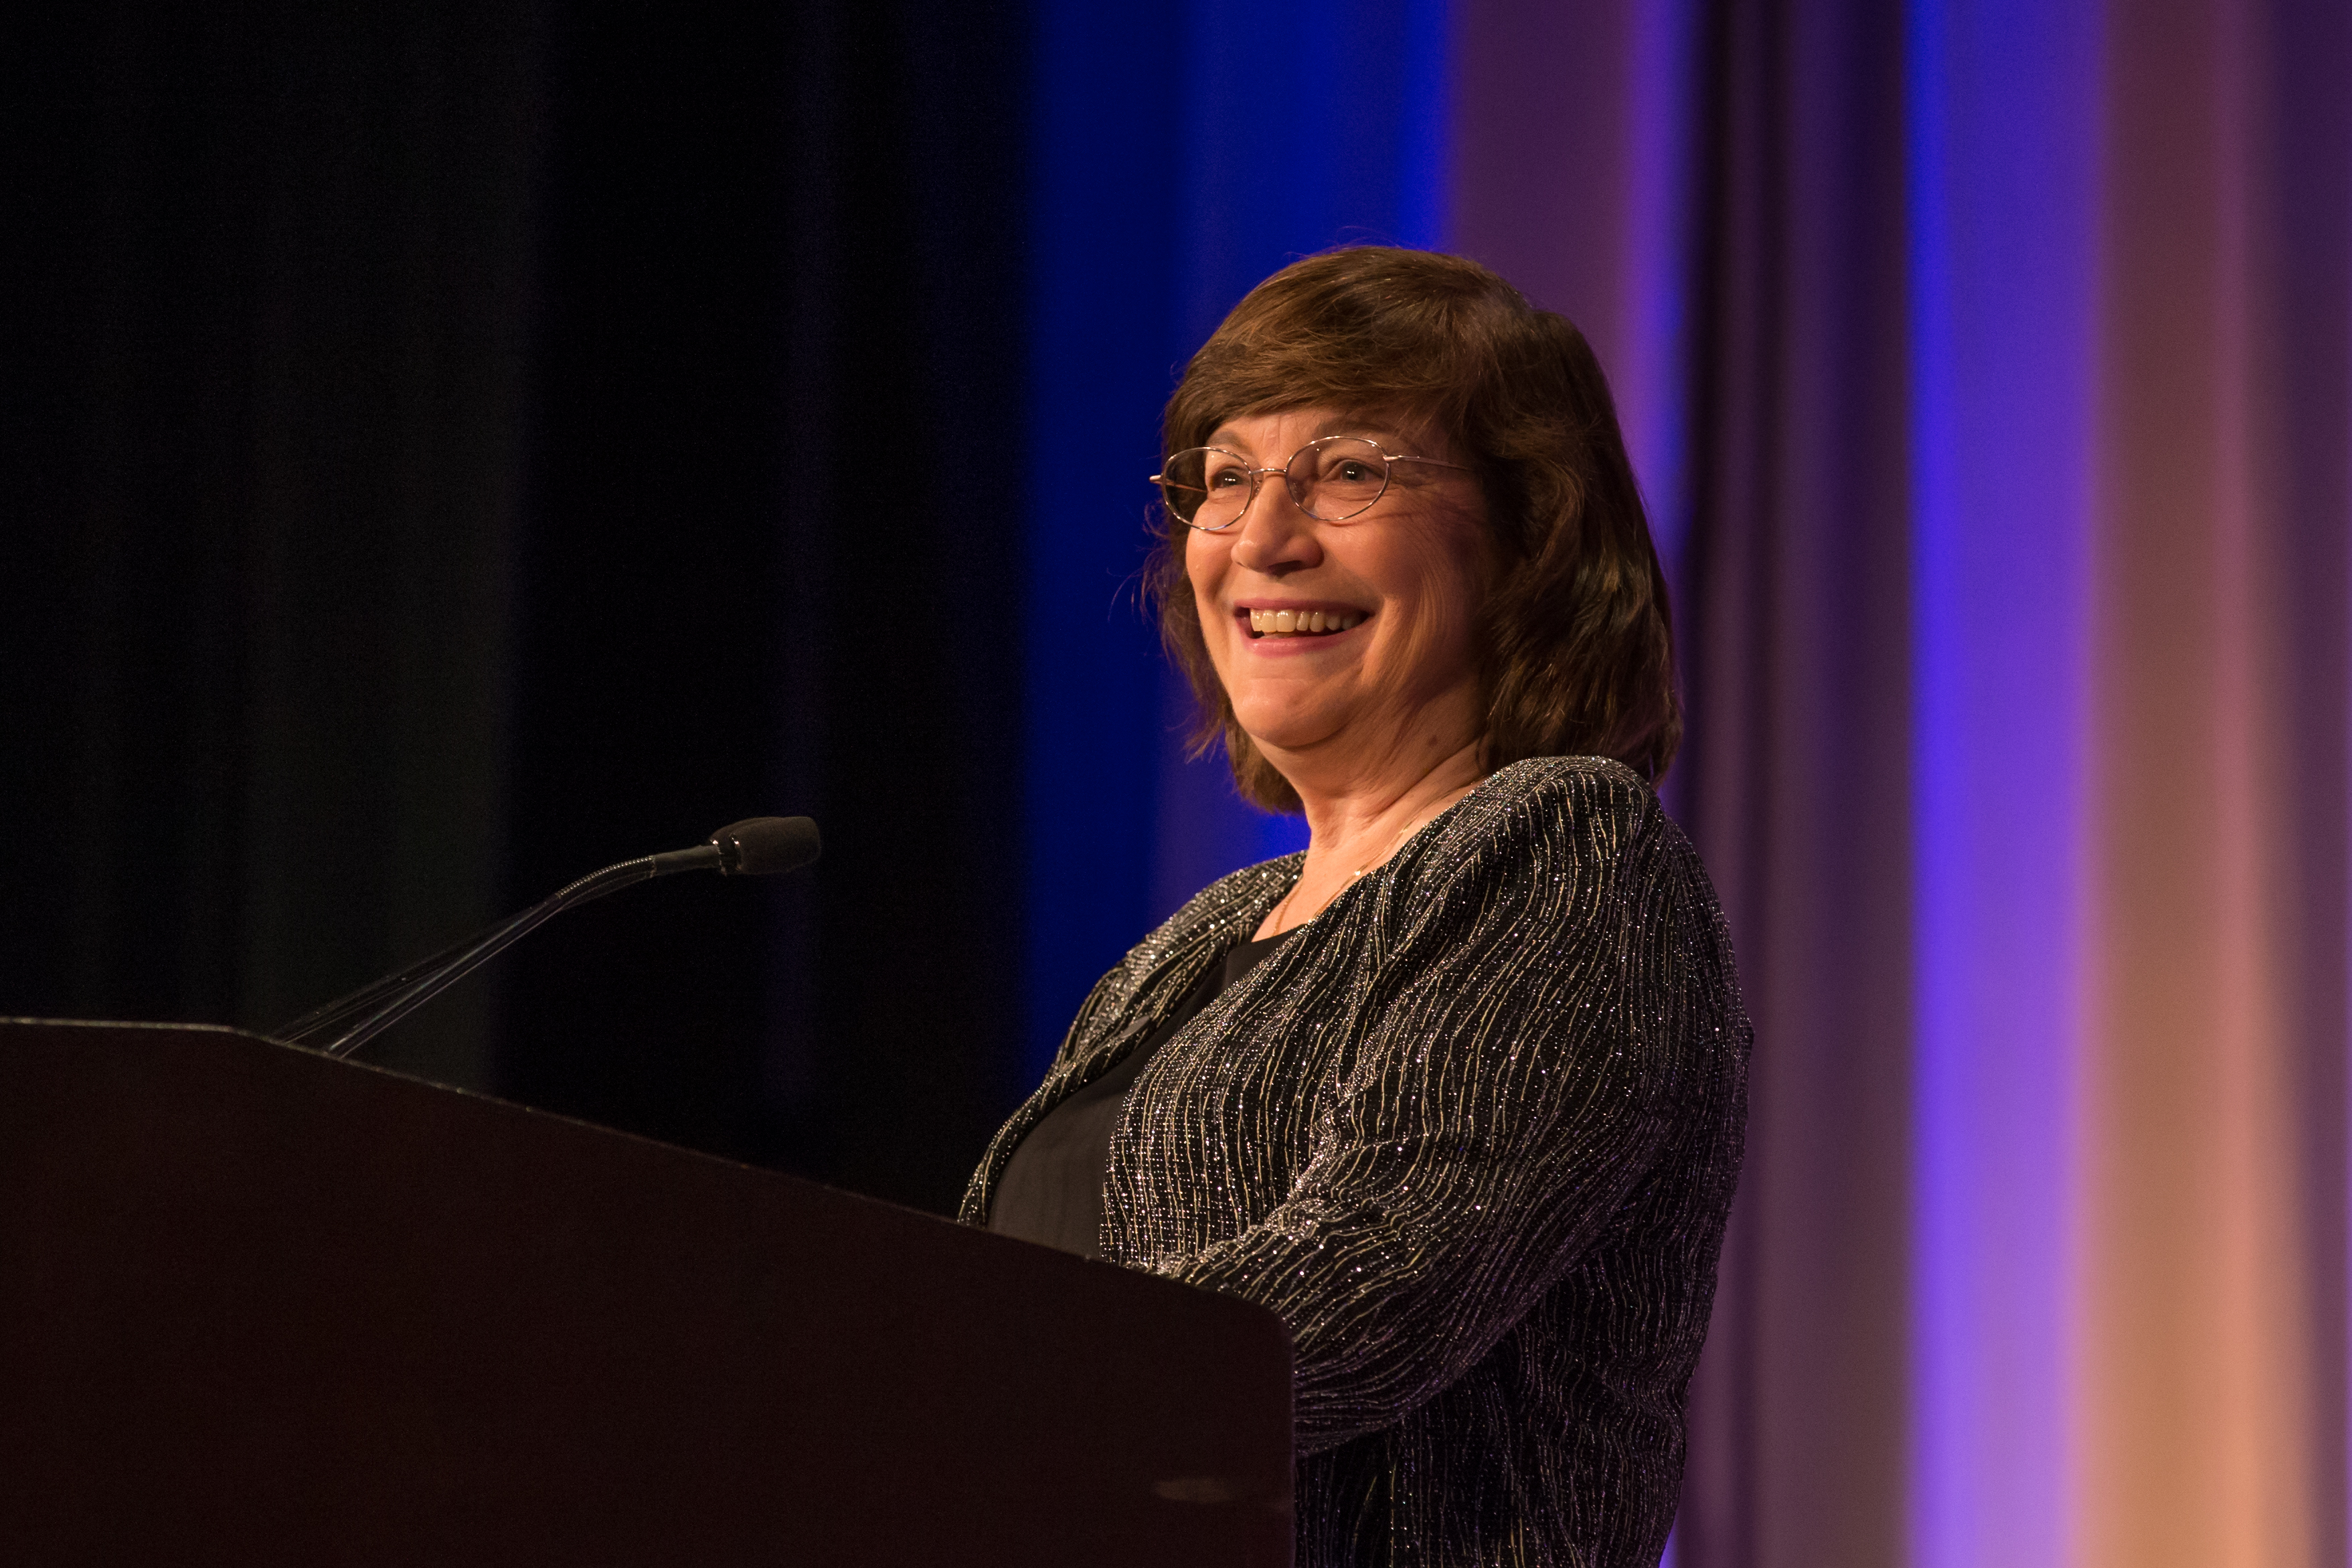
[2,1017,263,1039]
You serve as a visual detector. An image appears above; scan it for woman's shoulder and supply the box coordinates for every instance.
[1404,757,1736,999]
[1429,754,1665,863]
[1402,754,1732,930]
[1478,754,1656,812]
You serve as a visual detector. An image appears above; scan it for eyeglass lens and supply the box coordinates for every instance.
[1159,436,1390,531]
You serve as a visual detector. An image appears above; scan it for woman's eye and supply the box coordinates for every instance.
[1207,468,1246,489]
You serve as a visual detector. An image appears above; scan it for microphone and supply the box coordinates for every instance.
[274,816,821,1061]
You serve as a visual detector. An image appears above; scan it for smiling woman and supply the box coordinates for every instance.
[965,249,1749,1568]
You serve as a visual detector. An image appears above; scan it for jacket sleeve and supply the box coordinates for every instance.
[1152,766,1707,1454]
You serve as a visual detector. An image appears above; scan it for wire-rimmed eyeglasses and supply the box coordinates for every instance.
[1151,436,1472,533]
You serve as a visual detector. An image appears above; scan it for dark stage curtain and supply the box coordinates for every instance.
[5,1,1031,1216]
[505,0,1031,1210]
[1667,1,1915,1563]
[5,3,541,1088]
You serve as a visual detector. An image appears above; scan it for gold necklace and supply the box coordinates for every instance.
[1269,794,1463,934]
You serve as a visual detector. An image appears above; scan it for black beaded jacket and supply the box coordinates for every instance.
[962,757,1751,1567]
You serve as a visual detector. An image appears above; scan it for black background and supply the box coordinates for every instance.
[5,1,1033,1215]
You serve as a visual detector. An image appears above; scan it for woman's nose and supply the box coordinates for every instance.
[1230,473,1323,574]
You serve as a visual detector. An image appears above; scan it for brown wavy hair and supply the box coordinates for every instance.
[1154,246,1680,812]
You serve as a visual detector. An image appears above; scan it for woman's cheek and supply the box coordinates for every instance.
[1183,539,1218,628]
[1186,538,1229,640]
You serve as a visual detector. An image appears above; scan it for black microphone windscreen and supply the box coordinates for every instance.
[709,816,823,877]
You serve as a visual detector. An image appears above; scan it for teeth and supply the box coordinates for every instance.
[1248,609,1362,638]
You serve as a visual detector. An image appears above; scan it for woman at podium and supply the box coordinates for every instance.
[967,248,1750,1568]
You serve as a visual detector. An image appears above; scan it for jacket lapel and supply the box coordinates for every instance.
[959,854,1300,1225]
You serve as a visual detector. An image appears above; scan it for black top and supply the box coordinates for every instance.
[988,926,1298,1258]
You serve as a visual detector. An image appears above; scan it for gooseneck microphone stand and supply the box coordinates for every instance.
[272,816,821,1061]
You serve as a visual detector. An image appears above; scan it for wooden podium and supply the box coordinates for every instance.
[0,1020,1292,1565]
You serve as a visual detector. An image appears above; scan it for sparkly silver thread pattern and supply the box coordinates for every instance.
[962,758,1750,1567]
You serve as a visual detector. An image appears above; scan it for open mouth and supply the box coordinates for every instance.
[1244,607,1365,640]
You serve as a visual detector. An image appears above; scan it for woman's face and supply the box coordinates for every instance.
[1184,406,1492,784]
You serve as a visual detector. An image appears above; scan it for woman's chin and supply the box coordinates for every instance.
[1227,701,1348,759]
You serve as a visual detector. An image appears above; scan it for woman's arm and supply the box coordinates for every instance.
[1145,763,1739,1454]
